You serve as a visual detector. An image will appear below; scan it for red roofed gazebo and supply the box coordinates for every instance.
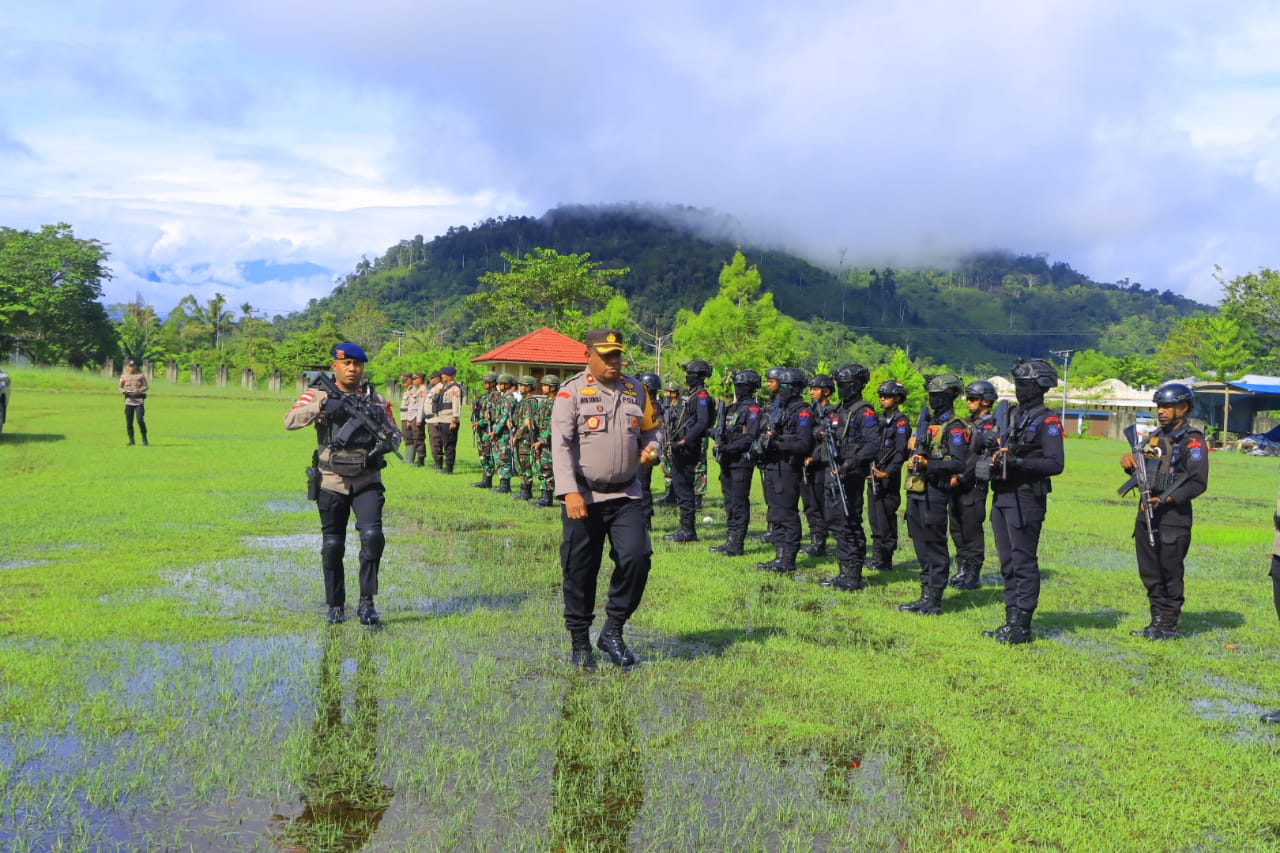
[470,327,589,380]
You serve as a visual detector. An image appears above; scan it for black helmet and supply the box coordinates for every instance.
[877,380,907,400]
[808,373,835,391]
[733,368,761,390]
[783,368,808,388]
[1153,383,1194,406]
[636,372,661,394]
[924,373,963,396]
[965,380,997,402]
[764,366,787,382]
[682,359,713,377]
[1011,358,1058,389]
[834,363,871,387]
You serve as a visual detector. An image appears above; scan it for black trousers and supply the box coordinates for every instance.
[439,423,459,471]
[640,463,655,525]
[867,474,902,559]
[949,486,987,569]
[1271,554,1280,620]
[801,466,828,542]
[317,484,385,606]
[906,487,950,589]
[560,497,651,633]
[125,404,147,440]
[825,469,867,565]
[719,461,754,539]
[427,422,445,466]
[1135,519,1191,616]
[762,461,802,551]
[670,447,700,528]
[990,490,1046,611]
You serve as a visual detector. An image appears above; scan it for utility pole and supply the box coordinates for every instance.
[1050,348,1079,425]
[631,318,673,376]
[390,330,406,358]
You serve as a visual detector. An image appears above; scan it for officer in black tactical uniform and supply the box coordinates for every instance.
[755,368,814,573]
[948,379,997,590]
[816,364,880,591]
[664,360,714,543]
[1120,383,1208,640]
[801,374,835,558]
[983,358,1065,644]
[755,366,787,544]
[710,369,764,556]
[867,380,910,571]
[1264,484,1280,724]
[635,372,663,528]
[899,374,970,615]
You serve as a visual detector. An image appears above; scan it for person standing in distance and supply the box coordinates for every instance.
[1120,383,1208,640]
[119,358,150,446]
[552,330,663,669]
[434,366,463,473]
[755,368,814,574]
[984,358,1065,644]
[1263,482,1280,724]
[664,360,714,543]
[948,380,998,590]
[867,380,910,571]
[710,369,764,557]
[285,342,401,626]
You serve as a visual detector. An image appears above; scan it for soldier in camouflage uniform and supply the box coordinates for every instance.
[471,371,500,488]
[490,373,519,493]
[511,375,541,501]
[531,375,560,507]
[659,381,681,504]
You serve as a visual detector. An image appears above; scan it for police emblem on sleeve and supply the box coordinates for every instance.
[586,416,601,430]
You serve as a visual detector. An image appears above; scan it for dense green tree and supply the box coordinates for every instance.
[1157,313,1255,383]
[1219,265,1280,345]
[465,247,628,342]
[0,222,117,365]
[867,348,927,421]
[115,295,162,364]
[341,299,390,354]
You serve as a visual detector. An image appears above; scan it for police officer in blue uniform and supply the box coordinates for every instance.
[755,368,814,573]
[710,369,764,556]
[983,358,1065,644]
[754,366,787,544]
[948,379,998,590]
[801,374,835,558]
[665,360,714,543]
[818,364,879,591]
[867,380,910,571]
[1120,382,1208,640]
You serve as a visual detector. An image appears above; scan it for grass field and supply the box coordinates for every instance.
[2,366,1280,851]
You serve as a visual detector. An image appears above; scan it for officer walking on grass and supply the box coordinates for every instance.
[119,358,150,446]
[983,358,1064,644]
[552,329,663,669]
[1119,383,1208,641]
[285,343,401,626]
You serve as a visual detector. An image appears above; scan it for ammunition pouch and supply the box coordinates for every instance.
[904,471,927,494]
[327,448,371,477]
[974,457,992,482]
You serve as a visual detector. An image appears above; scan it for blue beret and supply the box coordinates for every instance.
[440,365,456,376]
[331,342,368,362]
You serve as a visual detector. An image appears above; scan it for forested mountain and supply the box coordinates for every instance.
[281,203,1208,370]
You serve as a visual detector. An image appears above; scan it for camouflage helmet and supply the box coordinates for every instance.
[481,371,499,383]
[663,380,682,393]
[965,380,998,402]
[924,373,964,396]
[1153,383,1194,407]
[541,374,561,388]
[808,373,835,391]
[636,372,661,393]
[877,379,907,400]
[518,374,537,387]
[497,372,517,385]
[1011,358,1058,389]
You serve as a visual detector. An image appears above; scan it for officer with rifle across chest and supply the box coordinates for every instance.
[665,360,715,543]
[801,374,836,559]
[709,369,764,557]
[1119,383,1208,641]
[948,380,999,590]
[753,368,814,574]
[816,364,881,592]
[867,380,911,572]
[285,342,402,626]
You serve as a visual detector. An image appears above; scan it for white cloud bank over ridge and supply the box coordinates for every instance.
[2,0,1280,314]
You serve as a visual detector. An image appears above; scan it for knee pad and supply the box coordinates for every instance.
[321,534,346,569]
[358,525,385,562]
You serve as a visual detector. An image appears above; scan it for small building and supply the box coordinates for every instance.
[1191,375,1280,436]
[470,327,589,381]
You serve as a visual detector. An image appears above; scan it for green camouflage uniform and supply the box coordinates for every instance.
[533,375,560,496]
[512,378,541,492]
[490,375,518,479]
[473,374,500,476]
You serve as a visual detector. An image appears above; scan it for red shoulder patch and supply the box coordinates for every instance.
[557,391,571,398]
[697,390,708,398]
[1187,439,1203,449]
[1045,415,1061,425]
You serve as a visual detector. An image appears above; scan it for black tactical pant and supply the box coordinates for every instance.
[867,474,902,562]
[439,423,459,472]
[427,422,445,467]
[990,489,1046,611]
[825,467,867,565]
[1271,554,1280,620]
[949,485,988,570]
[125,403,147,442]
[762,460,803,551]
[317,483,385,607]
[670,445,700,529]
[560,497,651,633]
[906,486,950,589]
[801,465,828,543]
[720,460,754,540]
[1135,519,1191,617]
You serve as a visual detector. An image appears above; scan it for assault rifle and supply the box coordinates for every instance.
[908,404,932,475]
[1119,423,1156,547]
[869,416,897,498]
[710,397,728,462]
[823,416,849,517]
[747,398,786,464]
[992,399,1011,480]
[313,373,404,461]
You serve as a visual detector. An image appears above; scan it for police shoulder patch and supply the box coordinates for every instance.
[897,424,906,433]
[557,391,571,398]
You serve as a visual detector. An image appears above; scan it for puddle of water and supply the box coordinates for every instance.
[0,559,45,571]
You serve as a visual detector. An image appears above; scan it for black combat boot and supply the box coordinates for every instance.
[596,618,636,667]
[950,562,981,590]
[694,495,704,510]
[710,532,745,555]
[984,606,1033,643]
[472,474,493,489]
[141,434,149,446]
[356,597,380,626]
[1130,607,1160,638]
[756,528,775,544]
[326,605,345,625]
[758,547,798,573]
[664,515,698,542]
[802,535,828,558]
[533,489,554,507]
[913,586,943,615]
[946,565,966,587]
[1149,610,1180,641]
[658,486,677,505]
[513,481,533,501]
[820,562,865,591]
[898,583,932,612]
[494,477,512,494]
[570,630,597,671]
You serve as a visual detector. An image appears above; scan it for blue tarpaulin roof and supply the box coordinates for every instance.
[1229,380,1280,395]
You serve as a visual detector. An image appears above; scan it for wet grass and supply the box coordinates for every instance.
[3,366,1280,849]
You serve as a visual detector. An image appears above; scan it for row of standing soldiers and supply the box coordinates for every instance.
[650,358,1066,644]
[470,372,560,506]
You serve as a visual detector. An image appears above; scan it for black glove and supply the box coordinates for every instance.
[322,395,345,416]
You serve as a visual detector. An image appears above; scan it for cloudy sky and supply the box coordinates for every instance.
[4,1,1280,316]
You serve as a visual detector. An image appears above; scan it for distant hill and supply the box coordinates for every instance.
[281,203,1208,370]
